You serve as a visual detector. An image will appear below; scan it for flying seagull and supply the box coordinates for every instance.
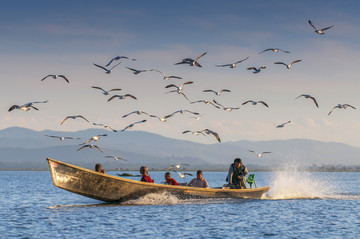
[174,52,207,67]
[93,62,121,74]
[242,100,269,107]
[202,128,221,142]
[213,100,240,112]
[77,144,103,153]
[169,163,190,171]
[190,100,220,109]
[45,135,80,141]
[259,48,290,54]
[149,114,174,122]
[308,20,334,35]
[41,74,69,83]
[275,121,291,128]
[165,81,193,101]
[153,69,182,80]
[105,56,136,67]
[121,119,147,132]
[182,130,206,136]
[202,89,231,96]
[248,150,271,158]
[274,60,302,69]
[295,94,319,108]
[80,134,107,145]
[91,86,122,95]
[122,110,149,118]
[105,155,127,161]
[170,110,199,116]
[60,115,89,125]
[93,123,117,132]
[107,94,137,102]
[126,67,152,75]
[328,104,356,116]
[173,170,193,178]
[215,56,249,68]
[8,100,48,112]
[247,66,266,74]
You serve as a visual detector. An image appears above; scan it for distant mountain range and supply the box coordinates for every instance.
[0,127,359,170]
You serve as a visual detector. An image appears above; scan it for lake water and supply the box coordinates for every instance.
[0,169,359,238]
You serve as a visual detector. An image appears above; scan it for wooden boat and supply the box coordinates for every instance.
[47,158,270,202]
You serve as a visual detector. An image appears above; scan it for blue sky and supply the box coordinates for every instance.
[1,0,360,147]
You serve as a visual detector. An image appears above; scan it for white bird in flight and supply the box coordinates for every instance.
[126,67,152,75]
[8,100,48,112]
[77,144,103,153]
[173,170,193,178]
[215,56,249,68]
[149,114,174,122]
[247,66,266,74]
[105,56,136,67]
[80,134,107,145]
[259,48,290,54]
[242,100,269,108]
[295,94,319,108]
[153,69,182,80]
[121,120,147,132]
[274,60,302,69]
[122,110,149,118]
[107,94,137,102]
[174,52,207,67]
[248,150,271,158]
[45,135,80,141]
[105,155,127,161]
[91,86,122,95]
[213,100,240,112]
[41,74,69,83]
[308,20,334,35]
[169,163,190,170]
[182,130,206,136]
[170,110,199,116]
[203,89,231,96]
[275,121,291,128]
[328,104,356,116]
[190,100,220,109]
[93,62,121,74]
[60,115,89,125]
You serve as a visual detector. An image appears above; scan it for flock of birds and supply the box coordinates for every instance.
[7,19,356,172]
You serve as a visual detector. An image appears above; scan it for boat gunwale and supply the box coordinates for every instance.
[47,157,270,193]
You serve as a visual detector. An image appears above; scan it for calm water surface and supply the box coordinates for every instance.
[0,169,359,238]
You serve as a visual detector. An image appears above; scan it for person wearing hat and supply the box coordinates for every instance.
[226,158,248,189]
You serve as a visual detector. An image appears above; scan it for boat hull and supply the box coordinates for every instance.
[47,158,270,202]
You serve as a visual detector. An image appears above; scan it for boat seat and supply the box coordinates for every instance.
[246,174,257,188]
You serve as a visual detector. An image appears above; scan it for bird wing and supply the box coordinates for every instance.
[278,49,290,53]
[183,173,193,176]
[215,64,229,67]
[107,95,120,102]
[93,63,108,71]
[153,69,165,76]
[60,116,71,125]
[41,75,53,81]
[124,94,137,100]
[59,75,69,83]
[45,135,60,139]
[165,84,178,89]
[219,89,231,93]
[259,101,269,107]
[195,52,207,61]
[93,145,103,152]
[108,88,122,92]
[122,111,135,118]
[203,90,216,94]
[242,100,253,105]
[295,94,306,100]
[184,110,199,115]
[344,104,356,109]
[328,107,335,116]
[91,86,105,92]
[290,60,302,66]
[258,49,272,54]
[105,58,115,67]
[308,20,318,30]
[274,62,288,66]
[247,67,257,71]
[320,25,334,31]
[182,130,191,134]
[110,62,121,70]
[181,81,194,88]
[248,150,256,153]
[262,152,271,154]
[310,97,319,108]
[168,75,182,79]
[234,56,249,64]
[77,115,89,122]
[8,105,19,112]
[77,145,88,151]
[213,100,224,107]
[211,131,221,142]
[125,66,136,72]
[180,92,191,101]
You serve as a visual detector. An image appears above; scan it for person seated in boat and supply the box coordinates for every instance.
[164,172,178,185]
[188,170,209,188]
[95,163,105,174]
[140,166,154,183]
[226,158,248,189]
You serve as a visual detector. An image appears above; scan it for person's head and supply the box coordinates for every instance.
[95,163,102,172]
[196,170,203,180]
[140,166,148,175]
[165,172,171,180]
[234,158,242,168]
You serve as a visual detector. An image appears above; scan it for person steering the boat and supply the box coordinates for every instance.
[188,170,209,188]
[140,166,154,183]
[95,163,105,174]
[164,172,178,185]
[226,158,248,189]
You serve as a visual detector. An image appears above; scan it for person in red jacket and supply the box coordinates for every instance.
[140,166,154,183]
[164,172,178,185]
